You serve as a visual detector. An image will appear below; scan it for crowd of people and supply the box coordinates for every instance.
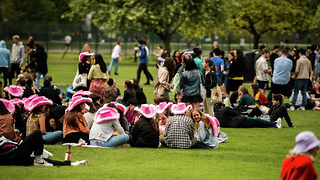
[0,35,319,178]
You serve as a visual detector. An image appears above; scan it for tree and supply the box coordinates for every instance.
[64,0,226,52]
[226,0,310,49]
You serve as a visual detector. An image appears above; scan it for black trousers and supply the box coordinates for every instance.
[137,63,153,83]
[0,67,9,87]
[9,63,20,85]
[63,132,89,144]
[13,130,43,166]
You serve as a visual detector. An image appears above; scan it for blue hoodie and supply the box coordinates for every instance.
[0,40,11,69]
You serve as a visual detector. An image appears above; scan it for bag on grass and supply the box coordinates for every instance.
[72,69,87,89]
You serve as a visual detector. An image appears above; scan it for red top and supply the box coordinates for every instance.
[255,92,268,106]
[281,155,318,180]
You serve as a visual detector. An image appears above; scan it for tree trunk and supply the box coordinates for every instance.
[253,34,261,49]
[163,37,171,53]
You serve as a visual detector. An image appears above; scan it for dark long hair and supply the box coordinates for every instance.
[125,81,135,93]
[163,57,176,82]
[185,57,198,71]
[0,101,9,115]
[235,49,244,58]
[60,103,85,129]
[94,54,107,73]
[251,84,259,97]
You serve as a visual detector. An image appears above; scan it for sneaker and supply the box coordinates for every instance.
[150,80,156,85]
[115,143,131,148]
[299,107,305,110]
[217,131,228,143]
[275,118,282,128]
[143,82,150,85]
[71,160,89,166]
[114,73,119,75]
[34,159,53,167]
[288,106,295,110]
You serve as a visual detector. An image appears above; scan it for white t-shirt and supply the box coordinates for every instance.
[111,44,121,59]
[65,36,72,44]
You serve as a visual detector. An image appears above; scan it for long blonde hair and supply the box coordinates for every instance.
[190,109,211,133]
[83,44,90,52]
[286,150,315,162]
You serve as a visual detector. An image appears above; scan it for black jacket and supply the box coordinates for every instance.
[133,84,147,105]
[78,62,91,74]
[131,116,159,148]
[123,89,136,106]
[203,69,217,97]
[308,53,316,70]
[228,57,245,78]
[22,86,34,98]
[214,107,246,128]
[28,46,48,74]
[39,86,62,105]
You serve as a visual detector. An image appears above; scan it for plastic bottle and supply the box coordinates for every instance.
[65,145,71,161]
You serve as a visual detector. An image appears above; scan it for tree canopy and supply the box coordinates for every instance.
[64,0,226,51]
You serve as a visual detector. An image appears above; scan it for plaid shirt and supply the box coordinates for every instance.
[164,114,194,149]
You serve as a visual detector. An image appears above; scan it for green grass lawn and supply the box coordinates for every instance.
[2,53,320,179]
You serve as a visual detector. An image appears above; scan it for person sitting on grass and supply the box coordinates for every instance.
[234,86,256,111]
[125,98,139,133]
[129,104,159,148]
[89,106,129,148]
[281,131,320,180]
[4,85,24,100]
[160,103,197,149]
[117,80,136,106]
[65,85,78,103]
[250,84,268,107]
[190,109,219,149]
[90,93,103,111]
[214,103,280,128]
[0,100,21,143]
[39,80,62,105]
[61,96,91,144]
[248,94,295,128]
[106,102,129,134]
[155,102,173,135]
[41,75,64,100]
[310,81,320,107]
[105,78,118,103]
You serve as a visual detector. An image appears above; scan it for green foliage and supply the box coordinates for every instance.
[64,0,226,51]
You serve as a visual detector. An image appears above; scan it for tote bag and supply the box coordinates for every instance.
[199,71,206,100]
[209,74,222,104]
[72,69,87,89]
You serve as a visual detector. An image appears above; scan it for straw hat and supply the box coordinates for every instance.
[94,107,120,124]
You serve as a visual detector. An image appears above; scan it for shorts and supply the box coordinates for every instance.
[257,80,268,90]
[228,79,243,91]
[65,43,70,47]
[271,82,288,95]
[182,94,203,103]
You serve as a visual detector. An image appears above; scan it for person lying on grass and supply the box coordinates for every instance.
[190,110,219,149]
[214,103,279,128]
[248,94,295,128]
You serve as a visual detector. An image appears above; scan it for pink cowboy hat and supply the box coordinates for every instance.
[65,96,92,114]
[73,90,92,98]
[28,96,53,111]
[4,85,23,97]
[204,114,220,137]
[156,102,173,114]
[84,103,90,111]
[94,107,120,124]
[10,98,24,108]
[79,52,94,62]
[23,94,38,111]
[134,104,156,119]
[0,99,15,114]
[171,103,193,115]
[109,101,126,114]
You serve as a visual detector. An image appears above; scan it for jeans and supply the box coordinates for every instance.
[216,75,222,86]
[90,134,129,147]
[42,130,63,144]
[36,72,47,89]
[291,79,308,107]
[163,89,170,98]
[108,57,119,73]
[194,142,210,149]
[137,63,153,83]
[239,117,277,128]
[0,67,9,87]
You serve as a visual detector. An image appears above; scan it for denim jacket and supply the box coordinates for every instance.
[180,69,205,96]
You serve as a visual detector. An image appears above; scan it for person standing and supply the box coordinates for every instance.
[210,48,224,86]
[9,35,25,85]
[255,48,271,95]
[26,43,48,89]
[64,35,72,51]
[0,40,11,88]
[136,40,153,85]
[271,49,293,96]
[108,41,124,75]
[269,45,280,72]
[289,49,313,110]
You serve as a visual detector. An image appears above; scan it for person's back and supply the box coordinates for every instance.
[34,46,48,74]
[273,56,292,84]
[0,41,10,68]
[165,114,194,149]
[131,116,159,148]
[210,56,224,76]
[39,80,61,105]
[214,107,245,128]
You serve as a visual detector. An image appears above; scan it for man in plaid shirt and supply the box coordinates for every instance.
[161,103,196,149]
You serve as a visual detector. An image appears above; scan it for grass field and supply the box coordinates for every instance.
[1,53,320,179]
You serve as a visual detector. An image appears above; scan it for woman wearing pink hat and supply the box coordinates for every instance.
[129,104,159,148]
[26,96,63,144]
[106,102,129,134]
[4,85,24,99]
[281,131,320,180]
[78,52,94,91]
[62,96,91,143]
[190,110,219,149]
[88,54,109,103]
[10,98,25,134]
[155,102,173,135]
[89,107,129,147]
[0,100,21,143]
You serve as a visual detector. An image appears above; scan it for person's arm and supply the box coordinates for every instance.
[131,120,140,140]
[235,96,245,108]
[158,70,171,89]
[195,121,206,142]
[19,45,25,67]
[204,72,217,90]
[294,60,301,78]
[39,116,47,135]
[189,119,194,140]
[113,120,125,134]
[220,64,224,74]
[87,66,94,80]
[280,105,293,127]
[139,46,145,59]
[310,94,320,101]
[77,115,90,134]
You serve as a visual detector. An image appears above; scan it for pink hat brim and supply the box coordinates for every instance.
[79,52,94,62]
[134,104,156,119]
[4,86,24,97]
[73,90,92,98]
[0,99,15,114]
[109,102,126,114]
[10,98,24,108]
[204,114,220,137]
[28,97,53,111]
[65,97,92,114]
[156,102,173,114]
[94,107,120,124]
[170,104,193,114]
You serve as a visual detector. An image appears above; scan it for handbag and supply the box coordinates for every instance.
[199,71,206,100]
[72,69,87,89]
[209,73,222,104]
[171,72,180,94]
